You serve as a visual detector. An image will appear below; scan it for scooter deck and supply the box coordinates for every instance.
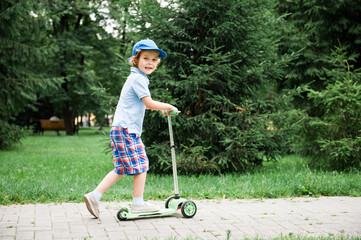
[129,208,177,218]
[117,197,189,220]
[118,207,179,220]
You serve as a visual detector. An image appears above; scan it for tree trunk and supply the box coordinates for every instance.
[57,14,74,135]
[63,102,74,135]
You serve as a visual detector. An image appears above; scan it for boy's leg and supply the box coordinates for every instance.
[96,170,124,194]
[84,170,123,218]
[133,172,147,198]
[131,172,160,212]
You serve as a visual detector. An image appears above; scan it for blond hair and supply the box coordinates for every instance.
[129,50,142,68]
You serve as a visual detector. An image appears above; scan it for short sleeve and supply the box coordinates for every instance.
[132,76,151,99]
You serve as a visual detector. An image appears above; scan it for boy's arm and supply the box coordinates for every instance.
[142,96,177,112]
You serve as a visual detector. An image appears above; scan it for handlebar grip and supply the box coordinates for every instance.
[164,110,179,116]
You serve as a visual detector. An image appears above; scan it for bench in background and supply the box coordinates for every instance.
[39,119,78,135]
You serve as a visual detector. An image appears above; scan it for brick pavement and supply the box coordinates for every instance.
[1,197,360,240]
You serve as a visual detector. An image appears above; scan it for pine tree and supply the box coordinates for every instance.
[129,0,289,173]
[277,0,361,90]
[277,0,361,169]
[0,0,62,148]
[302,45,361,170]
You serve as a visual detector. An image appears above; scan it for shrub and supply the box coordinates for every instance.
[0,120,24,149]
[300,45,361,170]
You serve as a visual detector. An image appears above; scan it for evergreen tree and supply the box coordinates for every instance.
[277,0,361,90]
[0,0,62,148]
[277,0,361,169]
[129,0,290,173]
[301,45,361,170]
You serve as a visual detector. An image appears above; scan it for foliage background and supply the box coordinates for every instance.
[1,0,360,172]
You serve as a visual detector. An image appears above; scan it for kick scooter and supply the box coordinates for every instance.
[116,111,197,220]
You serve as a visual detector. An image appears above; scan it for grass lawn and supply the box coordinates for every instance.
[0,128,360,204]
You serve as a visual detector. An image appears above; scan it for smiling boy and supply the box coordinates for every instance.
[84,39,178,218]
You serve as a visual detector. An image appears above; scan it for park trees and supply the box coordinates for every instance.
[0,0,62,148]
[43,0,122,134]
[2,0,360,171]
[0,0,134,143]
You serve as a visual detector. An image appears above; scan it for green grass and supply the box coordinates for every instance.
[0,128,360,204]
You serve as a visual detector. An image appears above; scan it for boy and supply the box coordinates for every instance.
[84,39,178,218]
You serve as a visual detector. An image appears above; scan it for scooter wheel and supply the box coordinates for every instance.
[117,208,128,221]
[181,200,197,218]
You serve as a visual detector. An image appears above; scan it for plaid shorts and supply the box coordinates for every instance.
[110,127,149,175]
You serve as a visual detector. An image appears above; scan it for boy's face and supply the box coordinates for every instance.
[137,50,160,75]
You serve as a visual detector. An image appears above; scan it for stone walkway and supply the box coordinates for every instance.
[1,197,360,239]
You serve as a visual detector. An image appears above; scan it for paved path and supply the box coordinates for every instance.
[1,197,360,239]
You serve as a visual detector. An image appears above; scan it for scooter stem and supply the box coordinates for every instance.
[167,115,179,196]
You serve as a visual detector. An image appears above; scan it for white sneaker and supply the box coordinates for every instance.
[131,202,160,213]
[84,192,100,218]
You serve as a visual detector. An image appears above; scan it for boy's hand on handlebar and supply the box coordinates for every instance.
[161,108,180,116]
